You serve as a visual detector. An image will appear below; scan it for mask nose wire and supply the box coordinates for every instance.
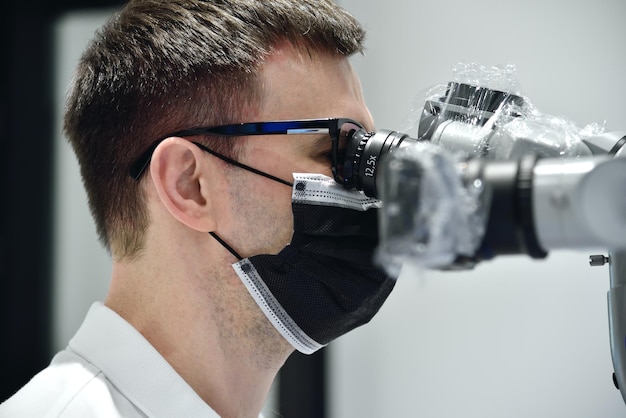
[194,142,294,261]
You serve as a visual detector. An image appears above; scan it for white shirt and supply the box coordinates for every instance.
[0,302,222,417]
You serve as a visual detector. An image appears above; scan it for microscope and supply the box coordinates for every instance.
[337,70,626,403]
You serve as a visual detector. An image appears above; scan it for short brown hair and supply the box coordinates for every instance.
[63,0,365,259]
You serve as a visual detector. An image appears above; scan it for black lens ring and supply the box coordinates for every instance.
[342,129,370,189]
[353,134,371,190]
[359,131,403,197]
[342,129,417,197]
[516,153,548,259]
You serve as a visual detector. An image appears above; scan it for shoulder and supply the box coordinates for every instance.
[0,350,144,418]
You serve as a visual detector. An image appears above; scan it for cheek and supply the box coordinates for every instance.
[227,171,295,257]
[244,140,331,181]
[244,146,293,181]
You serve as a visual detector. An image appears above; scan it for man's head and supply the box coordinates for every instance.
[64,0,366,259]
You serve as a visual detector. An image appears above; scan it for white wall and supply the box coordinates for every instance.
[53,10,113,355]
[330,1,626,417]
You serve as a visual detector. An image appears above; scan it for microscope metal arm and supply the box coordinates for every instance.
[584,131,626,402]
[608,250,626,403]
[508,130,626,402]
[520,129,626,403]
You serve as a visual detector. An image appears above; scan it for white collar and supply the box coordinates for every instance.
[69,302,220,417]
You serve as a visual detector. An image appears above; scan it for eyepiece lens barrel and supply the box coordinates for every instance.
[341,129,419,197]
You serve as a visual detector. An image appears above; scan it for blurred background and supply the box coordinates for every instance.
[1,1,625,417]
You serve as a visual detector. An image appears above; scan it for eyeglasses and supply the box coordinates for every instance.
[129,118,364,184]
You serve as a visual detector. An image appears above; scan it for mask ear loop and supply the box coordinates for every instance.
[209,232,243,260]
[192,142,294,187]
[197,142,294,262]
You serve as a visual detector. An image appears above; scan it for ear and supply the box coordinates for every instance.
[149,137,216,232]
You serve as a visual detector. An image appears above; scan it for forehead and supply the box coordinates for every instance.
[255,43,371,127]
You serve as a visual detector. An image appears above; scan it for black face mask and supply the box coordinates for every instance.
[213,170,398,354]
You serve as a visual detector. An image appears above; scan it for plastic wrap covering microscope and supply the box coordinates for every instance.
[336,65,626,404]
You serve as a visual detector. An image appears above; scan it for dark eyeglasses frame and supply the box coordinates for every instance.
[129,118,364,183]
